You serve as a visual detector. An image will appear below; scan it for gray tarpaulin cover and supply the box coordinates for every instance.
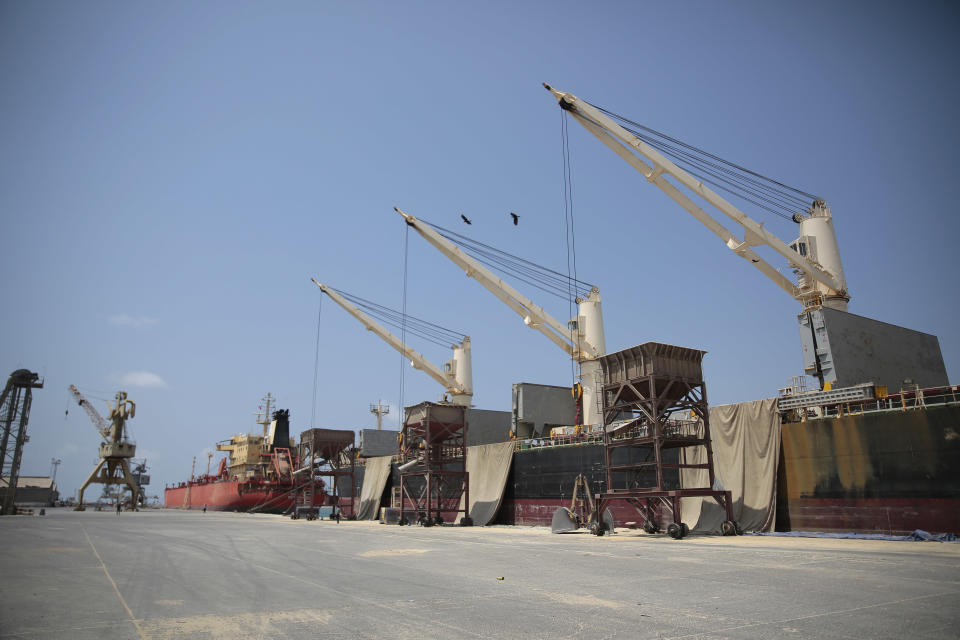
[458,441,514,525]
[680,398,780,533]
[356,455,392,520]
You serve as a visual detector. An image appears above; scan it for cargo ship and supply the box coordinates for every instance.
[164,394,298,513]
[332,380,960,536]
[499,389,960,534]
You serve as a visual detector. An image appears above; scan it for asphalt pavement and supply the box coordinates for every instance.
[1,508,958,639]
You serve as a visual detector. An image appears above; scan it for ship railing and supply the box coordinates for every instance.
[514,431,605,451]
[784,383,960,422]
[608,419,701,441]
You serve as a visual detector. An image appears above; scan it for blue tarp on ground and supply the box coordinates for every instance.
[752,530,958,542]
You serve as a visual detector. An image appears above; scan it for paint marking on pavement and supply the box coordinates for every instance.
[82,525,145,639]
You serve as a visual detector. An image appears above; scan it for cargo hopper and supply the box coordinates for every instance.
[164,395,298,513]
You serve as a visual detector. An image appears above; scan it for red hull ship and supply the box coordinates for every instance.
[164,395,298,513]
[165,477,295,513]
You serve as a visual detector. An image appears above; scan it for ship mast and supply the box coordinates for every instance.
[256,393,274,438]
[369,400,390,431]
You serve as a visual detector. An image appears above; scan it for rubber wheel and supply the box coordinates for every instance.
[667,523,682,539]
[721,520,736,536]
[680,523,689,538]
[399,517,408,526]
[734,522,743,535]
[459,517,474,527]
[593,521,607,537]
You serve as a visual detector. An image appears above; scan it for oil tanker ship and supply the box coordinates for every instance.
[164,394,298,513]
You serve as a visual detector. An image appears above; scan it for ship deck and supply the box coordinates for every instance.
[1,509,958,639]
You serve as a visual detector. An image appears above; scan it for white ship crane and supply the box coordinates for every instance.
[544,84,852,388]
[395,207,607,426]
[312,279,473,407]
[543,84,849,313]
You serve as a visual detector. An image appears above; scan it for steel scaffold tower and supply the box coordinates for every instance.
[0,370,44,515]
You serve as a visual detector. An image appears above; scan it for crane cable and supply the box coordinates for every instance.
[420,219,595,302]
[398,222,409,427]
[561,109,582,389]
[329,287,467,348]
[588,102,819,221]
[311,294,322,427]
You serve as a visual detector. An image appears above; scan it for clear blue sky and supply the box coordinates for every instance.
[2,1,957,502]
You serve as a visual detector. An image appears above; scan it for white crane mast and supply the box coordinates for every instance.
[312,279,473,406]
[543,84,850,312]
[395,207,607,426]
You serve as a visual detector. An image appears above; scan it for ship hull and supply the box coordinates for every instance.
[777,404,960,535]
[496,405,960,534]
[164,480,294,513]
[179,404,959,534]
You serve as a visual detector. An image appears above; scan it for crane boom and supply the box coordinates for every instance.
[312,279,473,406]
[395,208,603,360]
[396,207,607,426]
[544,84,849,310]
[68,385,110,441]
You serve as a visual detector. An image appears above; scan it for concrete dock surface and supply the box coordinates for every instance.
[1,508,958,639]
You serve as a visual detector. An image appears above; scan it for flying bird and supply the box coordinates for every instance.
[510,212,520,226]
[460,213,472,225]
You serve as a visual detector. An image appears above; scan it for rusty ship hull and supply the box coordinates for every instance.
[164,479,294,513]
[776,403,960,534]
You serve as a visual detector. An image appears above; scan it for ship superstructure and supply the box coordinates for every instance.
[164,394,298,512]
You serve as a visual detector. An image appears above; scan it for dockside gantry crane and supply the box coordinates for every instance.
[544,85,849,389]
[312,280,473,407]
[395,208,607,426]
[69,385,140,510]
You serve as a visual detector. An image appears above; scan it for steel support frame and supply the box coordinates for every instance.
[0,371,43,515]
[295,434,357,519]
[596,373,734,532]
[398,406,468,526]
[76,457,141,510]
[399,469,468,525]
[295,437,321,519]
